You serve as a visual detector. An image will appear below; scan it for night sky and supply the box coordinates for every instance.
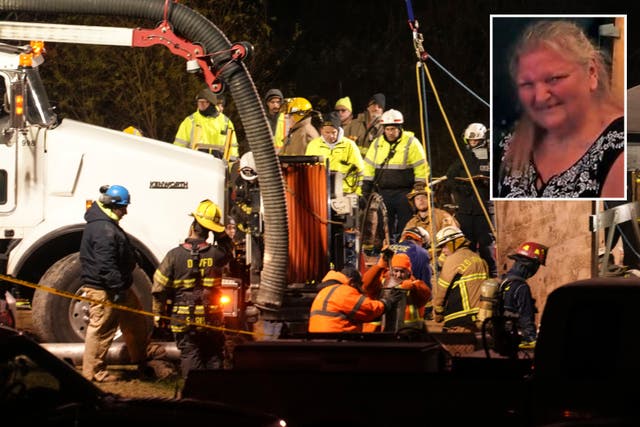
[263,0,638,175]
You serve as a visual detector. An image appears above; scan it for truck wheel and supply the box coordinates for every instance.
[31,252,153,343]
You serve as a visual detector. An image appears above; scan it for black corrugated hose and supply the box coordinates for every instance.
[0,0,289,311]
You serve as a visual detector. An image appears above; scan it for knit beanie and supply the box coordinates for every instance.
[368,93,386,109]
[391,253,412,271]
[196,88,218,104]
[264,88,284,103]
[321,111,342,129]
[335,97,352,112]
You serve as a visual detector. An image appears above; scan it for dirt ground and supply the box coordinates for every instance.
[93,367,183,398]
[15,309,182,399]
[15,307,444,399]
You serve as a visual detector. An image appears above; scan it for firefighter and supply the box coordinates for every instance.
[433,226,488,334]
[230,151,263,285]
[500,241,548,348]
[362,252,431,332]
[279,97,319,156]
[362,109,429,242]
[445,122,496,277]
[305,111,364,195]
[404,187,459,238]
[308,265,404,333]
[174,87,239,161]
[151,199,234,379]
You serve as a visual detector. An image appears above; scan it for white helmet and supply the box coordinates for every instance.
[239,151,258,181]
[380,109,404,126]
[463,123,487,141]
[402,226,431,246]
[435,226,465,248]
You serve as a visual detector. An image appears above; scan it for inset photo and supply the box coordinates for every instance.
[491,15,626,200]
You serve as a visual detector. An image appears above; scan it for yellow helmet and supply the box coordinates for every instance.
[190,199,224,232]
[283,97,312,123]
[123,126,143,136]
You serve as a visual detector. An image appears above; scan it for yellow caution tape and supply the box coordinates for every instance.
[0,273,255,337]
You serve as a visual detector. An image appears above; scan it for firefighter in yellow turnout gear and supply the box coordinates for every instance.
[152,200,235,379]
[433,226,488,334]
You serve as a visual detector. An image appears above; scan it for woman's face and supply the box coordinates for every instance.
[515,46,597,135]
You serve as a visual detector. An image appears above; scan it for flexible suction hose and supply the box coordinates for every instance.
[0,0,289,310]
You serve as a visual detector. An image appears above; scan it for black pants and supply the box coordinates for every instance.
[175,329,225,379]
[603,200,640,269]
[379,188,413,242]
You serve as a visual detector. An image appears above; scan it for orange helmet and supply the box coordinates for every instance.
[509,242,548,265]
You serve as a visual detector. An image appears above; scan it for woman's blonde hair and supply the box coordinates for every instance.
[503,20,616,173]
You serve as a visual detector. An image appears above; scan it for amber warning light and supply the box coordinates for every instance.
[220,279,240,317]
[14,95,24,116]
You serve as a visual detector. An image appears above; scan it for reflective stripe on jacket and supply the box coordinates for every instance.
[152,238,231,333]
[362,131,429,189]
[173,110,239,160]
[308,270,386,332]
[433,246,487,328]
[305,133,365,195]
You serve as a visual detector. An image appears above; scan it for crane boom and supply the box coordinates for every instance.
[0,21,133,46]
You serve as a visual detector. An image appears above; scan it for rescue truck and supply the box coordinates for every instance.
[0,0,357,343]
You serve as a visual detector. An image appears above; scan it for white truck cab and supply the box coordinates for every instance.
[0,39,228,342]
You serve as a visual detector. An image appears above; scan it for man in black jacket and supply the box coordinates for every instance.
[80,184,149,382]
[445,122,496,277]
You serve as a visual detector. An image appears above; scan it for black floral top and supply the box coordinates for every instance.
[497,117,624,198]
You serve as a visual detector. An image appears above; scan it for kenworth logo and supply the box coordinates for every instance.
[149,181,189,189]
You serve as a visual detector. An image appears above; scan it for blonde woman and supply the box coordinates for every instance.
[497,19,624,198]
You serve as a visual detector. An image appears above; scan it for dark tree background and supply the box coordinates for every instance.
[4,0,637,177]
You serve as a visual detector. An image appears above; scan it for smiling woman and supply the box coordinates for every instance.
[492,16,625,199]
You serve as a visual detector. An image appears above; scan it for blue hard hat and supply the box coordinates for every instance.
[102,185,131,206]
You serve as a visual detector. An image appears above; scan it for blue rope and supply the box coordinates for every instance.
[427,55,490,108]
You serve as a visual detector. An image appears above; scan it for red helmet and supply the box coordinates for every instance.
[509,242,548,265]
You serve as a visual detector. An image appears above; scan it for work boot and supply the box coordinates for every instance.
[146,343,168,360]
[93,370,120,383]
[137,362,156,380]
[145,359,178,380]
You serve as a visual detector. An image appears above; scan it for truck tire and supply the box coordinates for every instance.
[31,252,153,343]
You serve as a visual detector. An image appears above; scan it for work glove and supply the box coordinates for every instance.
[380,246,394,268]
[358,195,367,211]
[380,288,405,313]
[151,317,173,340]
[376,255,388,269]
[215,231,235,253]
[111,290,127,304]
[434,306,444,323]
[361,181,373,201]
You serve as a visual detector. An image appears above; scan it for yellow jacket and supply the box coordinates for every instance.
[363,131,429,190]
[174,110,239,161]
[305,134,364,195]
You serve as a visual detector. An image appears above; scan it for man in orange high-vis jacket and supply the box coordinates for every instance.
[308,265,403,333]
[362,252,431,332]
